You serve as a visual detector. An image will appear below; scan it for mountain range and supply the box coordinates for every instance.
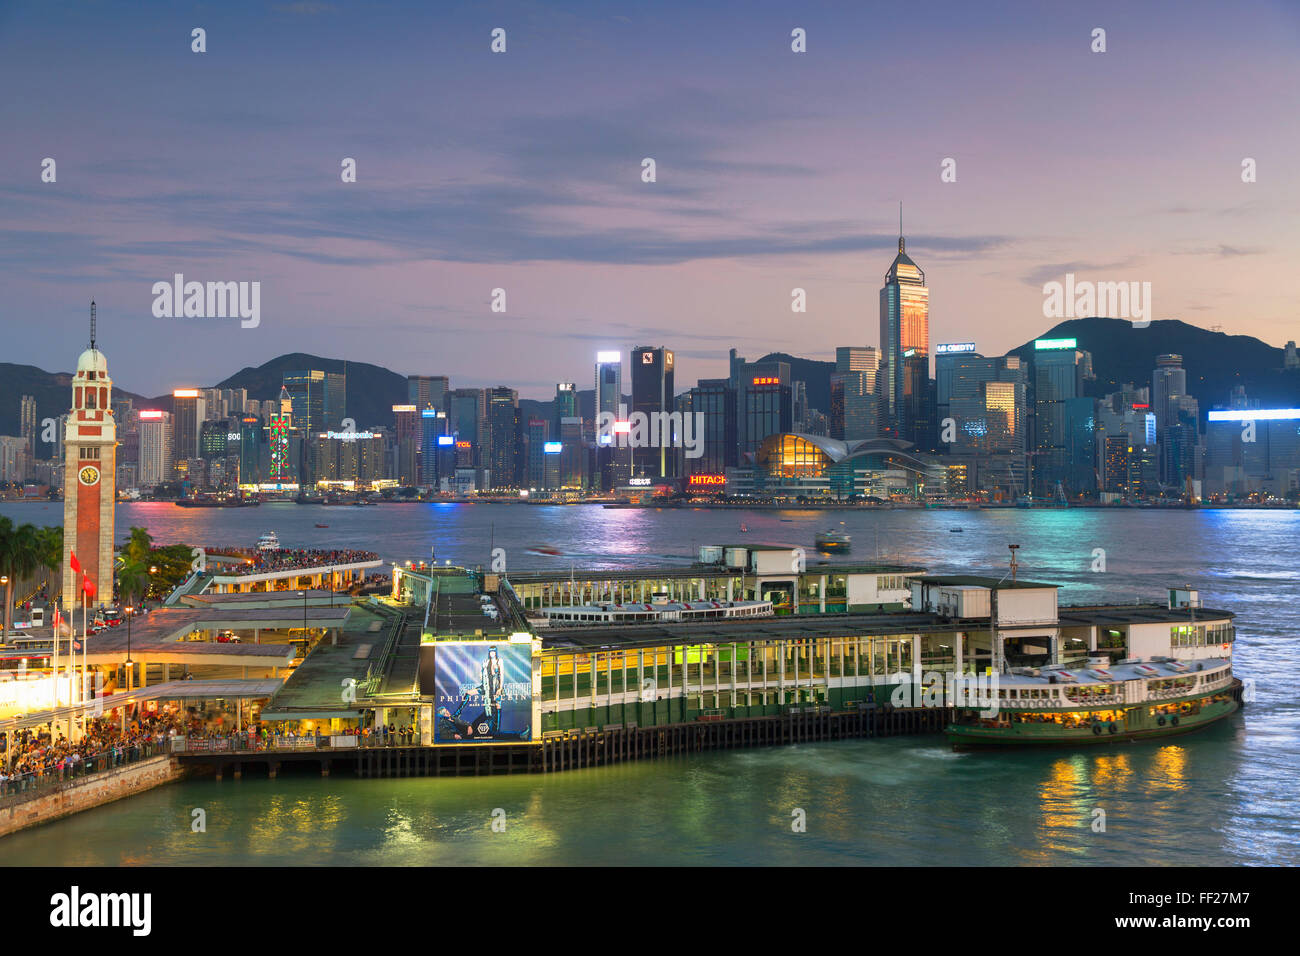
[1,319,1295,440]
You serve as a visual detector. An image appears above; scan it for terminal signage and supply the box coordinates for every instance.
[935,342,976,354]
[688,474,726,486]
[431,642,532,744]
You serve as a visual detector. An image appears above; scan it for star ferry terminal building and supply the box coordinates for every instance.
[12,555,1239,780]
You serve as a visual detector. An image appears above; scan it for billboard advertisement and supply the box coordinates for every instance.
[432,642,533,743]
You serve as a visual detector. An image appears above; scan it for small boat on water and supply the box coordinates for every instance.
[815,529,851,553]
[739,523,749,533]
[950,527,964,533]
[315,523,329,528]
[256,531,280,552]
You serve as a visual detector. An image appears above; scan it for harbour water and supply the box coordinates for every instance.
[2,502,1297,865]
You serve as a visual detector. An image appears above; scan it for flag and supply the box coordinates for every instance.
[83,576,96,599]
[73,641,81,651]
[70,552,81,575]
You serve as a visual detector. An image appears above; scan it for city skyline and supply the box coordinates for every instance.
[2,0,1298,399]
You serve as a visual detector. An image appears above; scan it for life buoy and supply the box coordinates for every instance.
[1170,715,1179,727]
[1108,722,1118,734]
[1092,724,1103,736]
[1157,716,1166,726]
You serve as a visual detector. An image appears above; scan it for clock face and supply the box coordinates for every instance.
[78,465,100,486]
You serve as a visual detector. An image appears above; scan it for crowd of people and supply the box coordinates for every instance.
[225,548,379,576]
[0,710,190,791]
[1,709,424,793]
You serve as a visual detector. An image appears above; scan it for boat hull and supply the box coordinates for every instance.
[946,682,1242,750]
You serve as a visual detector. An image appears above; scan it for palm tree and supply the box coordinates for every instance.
[35,525,63,594]
[0,518,41,635]
[125,526,153,566]
[116,558,151,609]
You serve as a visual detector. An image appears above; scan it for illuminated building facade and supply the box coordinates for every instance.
[738,433,944,500]
[137,410,172,488]
[879,234,929,442]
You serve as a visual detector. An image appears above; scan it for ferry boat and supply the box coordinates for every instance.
[256,531,281,552]
[945,579,1245,752]
[946,656,1241,748]
[815,529,851,553]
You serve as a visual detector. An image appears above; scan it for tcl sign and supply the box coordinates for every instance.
[688,474,725,486]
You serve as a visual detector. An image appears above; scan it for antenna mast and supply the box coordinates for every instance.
[90,300,96,350]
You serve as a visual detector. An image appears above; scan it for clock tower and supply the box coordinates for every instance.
[62,302,117,611]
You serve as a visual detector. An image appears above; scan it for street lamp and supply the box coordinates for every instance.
[299,590,307,645]
[125,606,133,692]
[0,576,7,640]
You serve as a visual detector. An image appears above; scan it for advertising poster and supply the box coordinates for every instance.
[433,642,532,743]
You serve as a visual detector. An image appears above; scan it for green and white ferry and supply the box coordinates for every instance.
[945,585,1244,749]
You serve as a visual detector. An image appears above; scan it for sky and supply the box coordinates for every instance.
[1,0,1298,400]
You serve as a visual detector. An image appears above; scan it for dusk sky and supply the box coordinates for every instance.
[2,0,1298,400]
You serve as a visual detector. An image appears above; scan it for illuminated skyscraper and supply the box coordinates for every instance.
[879,229,929,442]
[170,389,205,464]
[631,346,675,478]
[266,386,296,488]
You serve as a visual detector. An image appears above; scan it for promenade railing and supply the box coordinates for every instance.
[0,740,168,804]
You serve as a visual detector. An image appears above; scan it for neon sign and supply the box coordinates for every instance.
[688,474,726,486]
[752,377,779,386]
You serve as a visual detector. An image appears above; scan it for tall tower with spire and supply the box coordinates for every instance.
[878,210,930,443]
[62,301,117,611]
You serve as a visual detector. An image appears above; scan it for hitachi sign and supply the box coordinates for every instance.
[688,474,725,486]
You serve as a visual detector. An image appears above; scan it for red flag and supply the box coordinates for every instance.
[83,576,96,599]
[70,552,82,575]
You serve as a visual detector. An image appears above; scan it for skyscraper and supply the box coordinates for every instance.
[265,386,297,487]
[447,388,485,466]
[594,351,623,421]
[408,375,449,413]
[593,351,628,490]
[631,346,675,478]
[554,382,576,434]
[20,394,37,458]
[688,378,737,476]
[392,405,418,485]
[730,352,793,462]
[170,389,206,464]
[1031,339,1095,497]
[879,230,929,442]
[137,410,173,489]
[484,386,520,489]
[283,370,345,435]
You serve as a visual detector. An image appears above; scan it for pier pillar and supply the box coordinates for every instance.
[268,761,279,779]
[233,763,242,780]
